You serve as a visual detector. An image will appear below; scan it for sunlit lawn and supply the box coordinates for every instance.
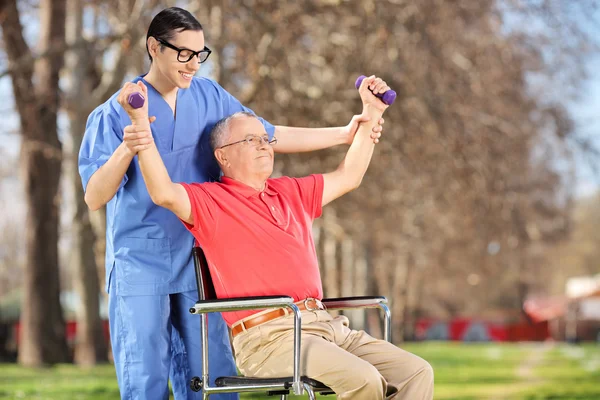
[517,344,600,400]
[1,342,599,399]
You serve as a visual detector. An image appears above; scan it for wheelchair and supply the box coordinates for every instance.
[188,246,392,399]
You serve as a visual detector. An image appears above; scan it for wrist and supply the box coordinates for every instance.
[131,119,151,130]
[119,141,136,158]
[362,103,384,117]
[129,111,150,127]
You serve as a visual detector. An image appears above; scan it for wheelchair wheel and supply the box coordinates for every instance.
[190,376,203,392]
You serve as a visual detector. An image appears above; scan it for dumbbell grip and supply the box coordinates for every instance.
[355,75,396,105]
[128,92,145,109]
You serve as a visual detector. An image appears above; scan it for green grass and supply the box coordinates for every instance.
[518,344,600,400]
[405,342,527,400]
[0,363,120,400]
[0,343,599,399]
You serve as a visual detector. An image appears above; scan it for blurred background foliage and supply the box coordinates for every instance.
[0,0,599,368]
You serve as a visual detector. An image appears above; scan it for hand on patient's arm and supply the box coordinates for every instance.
[341,113,385,145]
[125,124,193,225]
[321,75,389,206]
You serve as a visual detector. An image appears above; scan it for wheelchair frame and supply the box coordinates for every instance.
[188,246,391,399]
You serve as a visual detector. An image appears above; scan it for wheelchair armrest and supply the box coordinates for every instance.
[322,296,391,342]
[189,295,294,314]
[191,295,306,395]
[321,296,388,310]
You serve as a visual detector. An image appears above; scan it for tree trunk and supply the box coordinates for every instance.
[405,262,426,341]
[1,0,70,365]
[341,238,361,327]
[19,141,69,365]
[349,240,367,331]
[392,251,413,343]
[69,114,108,365]
[365,240,383,338]
[322,210,339,298]
[64,0,107,366]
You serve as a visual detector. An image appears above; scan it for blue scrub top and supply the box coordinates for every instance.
[79,76,275,296]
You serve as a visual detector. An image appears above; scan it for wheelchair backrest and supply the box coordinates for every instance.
[192,246,217,301]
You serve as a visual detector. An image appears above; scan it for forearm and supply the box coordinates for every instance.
[337,106,383,188]
[84,142,134,211]
[273,125,346,153]
[129,120,191,222]
[137,143,179,207]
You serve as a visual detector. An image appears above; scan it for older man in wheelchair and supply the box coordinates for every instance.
[124,75,434,399]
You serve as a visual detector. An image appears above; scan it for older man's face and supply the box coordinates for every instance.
[222,116,274,179]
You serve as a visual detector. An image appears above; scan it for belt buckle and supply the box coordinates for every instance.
[303,298,321,311]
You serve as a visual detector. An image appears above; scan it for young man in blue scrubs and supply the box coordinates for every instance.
[78,7,385,400]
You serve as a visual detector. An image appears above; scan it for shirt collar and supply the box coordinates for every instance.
[220,176,276,198]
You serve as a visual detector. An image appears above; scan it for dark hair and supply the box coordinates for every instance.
[146,7,203,62]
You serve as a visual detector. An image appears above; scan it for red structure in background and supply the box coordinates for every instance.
[414,318,550,342]
[10,316,552,351]
[506,320,551,341]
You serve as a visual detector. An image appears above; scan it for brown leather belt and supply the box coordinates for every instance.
[231,298,325,338]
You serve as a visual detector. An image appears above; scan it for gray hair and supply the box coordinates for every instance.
[209,111,257,151]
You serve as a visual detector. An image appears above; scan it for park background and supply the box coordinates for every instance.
[0,0,600,399]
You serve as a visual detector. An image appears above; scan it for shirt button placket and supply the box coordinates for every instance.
[270,205,278,222]
[262,195,276,222]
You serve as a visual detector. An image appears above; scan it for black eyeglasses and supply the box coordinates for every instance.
[220,135,278,149]
[156,38,212,63]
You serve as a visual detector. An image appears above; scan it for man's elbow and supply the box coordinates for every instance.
[149,191,175,209]
[149,194,168,207]
[335,169,363,194]
[344,171,364,191]
[84,191,102,211]
[338,178,362,197]
[348,177,363,191]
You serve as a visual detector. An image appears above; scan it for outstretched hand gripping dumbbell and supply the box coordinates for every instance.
[128,92,145,109]
[355,75,396,105]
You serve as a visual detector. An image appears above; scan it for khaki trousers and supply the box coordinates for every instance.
[232,309,434,400]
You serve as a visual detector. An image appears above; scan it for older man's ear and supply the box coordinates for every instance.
[214,149,229,168]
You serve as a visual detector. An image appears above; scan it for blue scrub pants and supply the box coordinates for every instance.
[108,281,238,400]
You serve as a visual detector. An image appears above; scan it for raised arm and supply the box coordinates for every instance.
[117,82,192,224]
[321,76,389,206]
[136,137,192,224]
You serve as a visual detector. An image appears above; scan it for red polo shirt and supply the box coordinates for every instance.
[179,174,324,326]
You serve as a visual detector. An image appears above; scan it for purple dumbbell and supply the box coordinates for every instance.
[355,75,396,106]
[128,92,145,109]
